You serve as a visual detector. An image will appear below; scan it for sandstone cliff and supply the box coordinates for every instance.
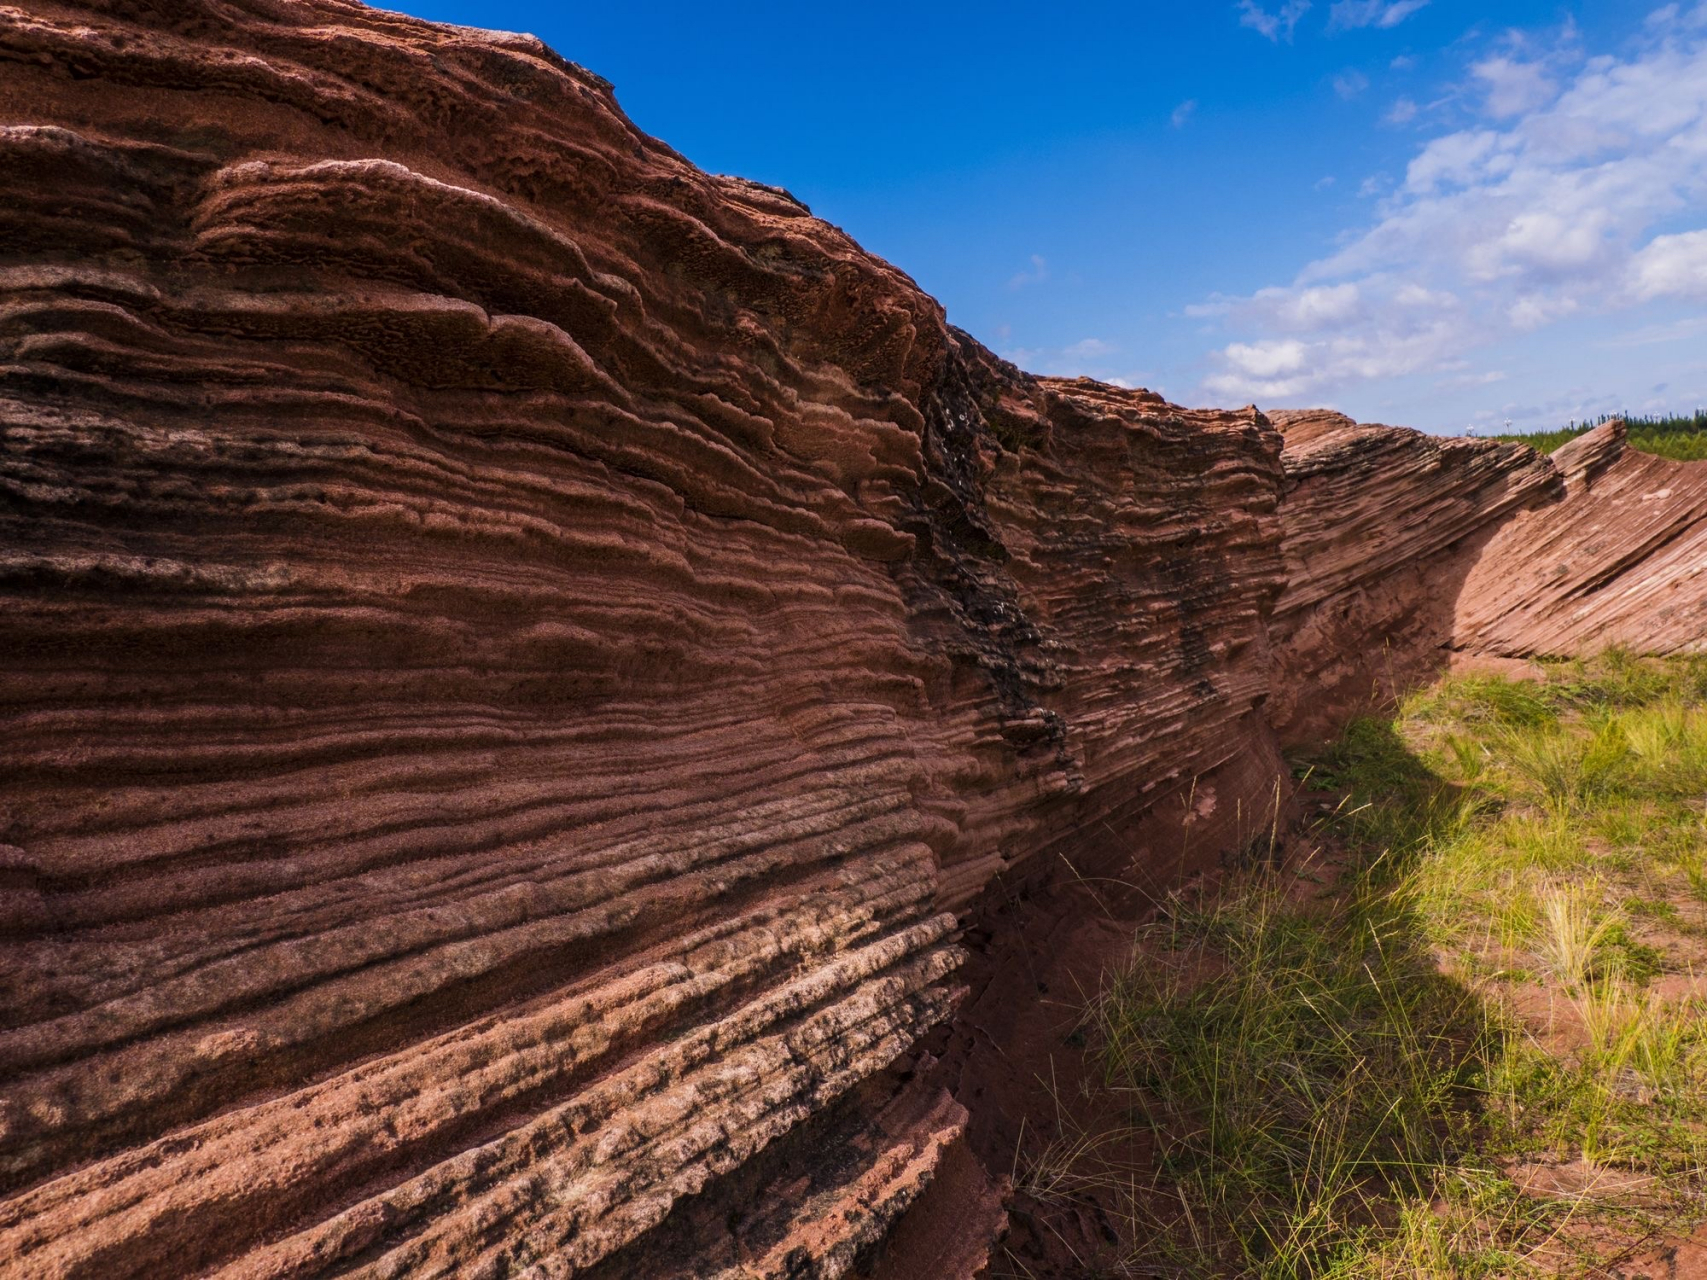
[0,4,1703,1278]
[1457,419,1707,658]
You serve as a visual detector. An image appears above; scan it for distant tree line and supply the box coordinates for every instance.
[1490,410,1707,461]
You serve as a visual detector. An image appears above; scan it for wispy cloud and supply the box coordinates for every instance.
[1383,96,1419,123]
[1598,314,1707,348]
[1439,369,1508,390]
[1000,336,1143,383]
[1646,3,1707,32]
[1171,99,1198,127]
[1329,0,1429,31]
[1236,0,1311,43]
[1471,55,1556,117]
[1006,254,1049,290]
[1063,337,1116,359]
[1333,69,1370,98]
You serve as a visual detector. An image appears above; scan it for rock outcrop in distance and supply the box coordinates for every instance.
[0,3,1702,1277]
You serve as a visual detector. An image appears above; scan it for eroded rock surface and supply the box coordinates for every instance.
[1268,412,1707,742]
[1457,419,1707,658]
[0,4,1286,1277]
[1265,409,1559,741]
[0,4,1703,1278]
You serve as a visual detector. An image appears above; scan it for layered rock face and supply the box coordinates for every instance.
[1268,412,1707,741]
[0,4,1285,1277]
[1265,409,1559,741]
[1456,419,1707,658]
[0,4,1703,1279]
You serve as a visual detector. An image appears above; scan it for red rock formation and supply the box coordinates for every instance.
[0,4,1289,1276]
[1265,409,1558,741]
[2,4,1704,1278]
[1456,419,1707,658]
[1268,413,1707,741]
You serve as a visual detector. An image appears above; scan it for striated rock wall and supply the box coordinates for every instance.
[1265,409,1559,741]
[1268,412,1707,742]
[1456,419,1707,658]
[0,4,1703,1278]
[0,4,1288,1277]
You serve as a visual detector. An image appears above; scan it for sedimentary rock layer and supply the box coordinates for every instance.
[1456,419,1707,658]
[1,3,1704,1278]
[0,3,1286,1276]
[1265,409,1559,741]
[1268,412,1707,741]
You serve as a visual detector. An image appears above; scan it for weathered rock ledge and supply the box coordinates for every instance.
[1,4,1702,1277]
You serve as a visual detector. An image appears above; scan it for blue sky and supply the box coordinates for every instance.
[392,1,1707,434]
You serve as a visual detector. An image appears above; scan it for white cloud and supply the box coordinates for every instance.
[1472,56,1558,117]
[1171,99,1198,127]
[1334,70,1371,99]
[1193,283,1369,332]
[1647,4,1707,31]
[1488,208,1614,276]
[1204,289,1468,401]
[1507,293,1580,330]
[1403,129,1507,192]
[1384,96,1420,124]
[1391,53,1418,70]
[1280,283,1365,327]
[1629,228,1707,298]
[1192,18,1707,410]
[1007,254,1049,290]
[1315,174,1338,189]
[1237,0,1311,43]
[1063,337,1116,358]
[1224,339,1311,379]
[1394,282,1457,307]
[1329,0,1429,30]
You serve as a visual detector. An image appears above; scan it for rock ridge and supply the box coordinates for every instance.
[0,4,1703,1277]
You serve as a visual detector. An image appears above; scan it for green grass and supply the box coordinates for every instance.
[1489,411,1707,462]
[1059,653,1707,1277]
[1093,867,1503,1277]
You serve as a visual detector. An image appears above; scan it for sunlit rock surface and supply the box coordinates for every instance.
[1456,419,1707,658]
[1265,409,1558,741]
[0,4,1284,1276]
[1269,411,1706,742]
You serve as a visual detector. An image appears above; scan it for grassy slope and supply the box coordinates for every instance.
[1490,413,1707,462]
[1046,653,1707,1278]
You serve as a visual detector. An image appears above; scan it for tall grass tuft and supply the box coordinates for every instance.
[1617,699,1707,797]
[1533,881,1618,989]
[1498,721,1630,813]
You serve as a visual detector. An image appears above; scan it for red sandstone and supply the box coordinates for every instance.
[0,4,1703,1277]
